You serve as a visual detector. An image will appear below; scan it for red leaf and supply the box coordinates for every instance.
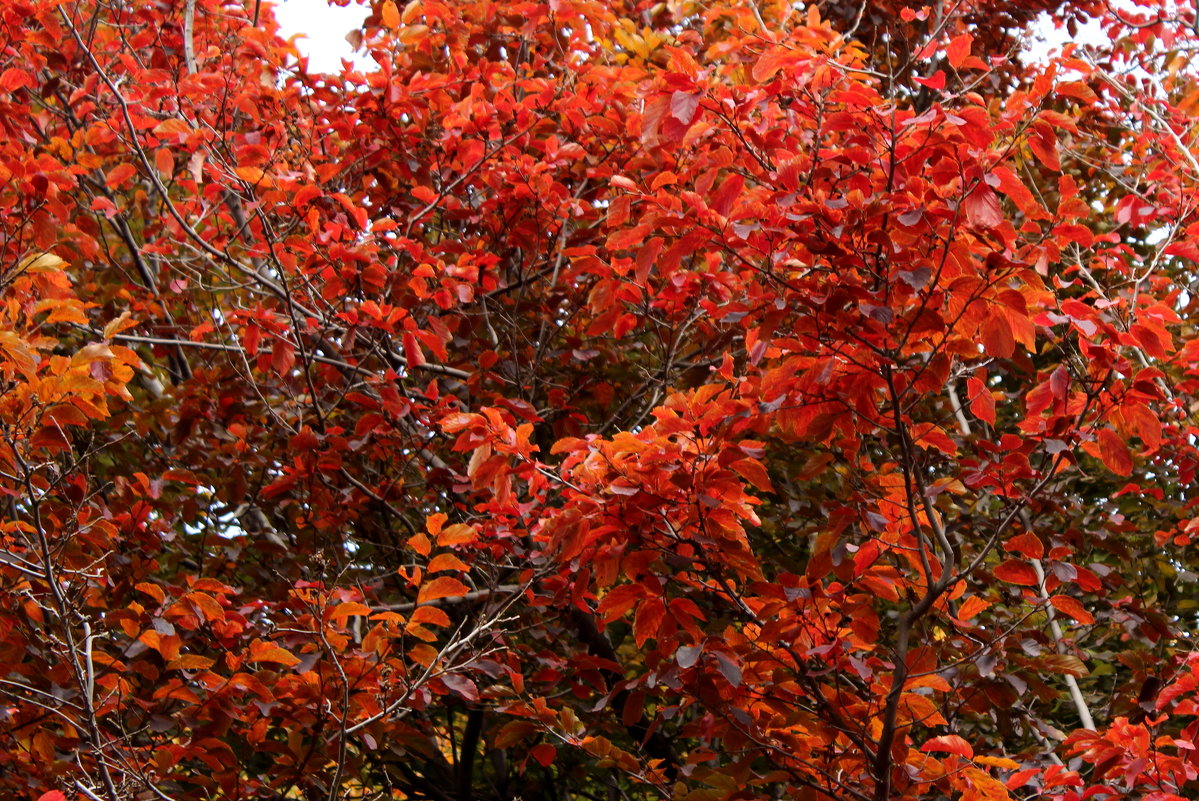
[1006,768,1040,789]
[403,331,425,367]
[530,744,557,767]
[1119,402,1162,450]
[441,674,480,702]
[711,173,744,216]
[0,68,34,92]
[980,310,1015,359]
[271,340,295,375]
[1003,531,1044,560]
[921,734,974,759]
[1029,123,1060,171]
[632,598,666,647]
[966,377,996,425]
[913,70,946,90]
[910,423,957,456]
[1097,427,1133,476]
[990,166,1047,219]
[639,94,670,144]
[993,559,1039,586]
[598,584,645,622]
[963,186,1003,228]
[670,91,701,124]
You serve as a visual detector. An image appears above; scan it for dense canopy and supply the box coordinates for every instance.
[3,0,1199,800]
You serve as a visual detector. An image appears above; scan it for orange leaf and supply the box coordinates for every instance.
[437,523,476,547]
[990,166,1047,219]
[234,166,266,184]
[381,0,401,28]
[427,553,470,573]
[184,591,225,622]
[1042,654,1089,676]
[731,457,773,493]
[154,147,174,177]
[956,595,992,622]
[1119,402,1161,450]
[1049,595,1094,625]
[328,601,372,622]
[248,638,301,667]
[135,582,165,605]
[946,33,973,69]
[106,163,138,188]
[167,654,216,671]
[1057,81,1098,104]
[410,605,451,627]
[417,576,470,604]
[407,531,432,557]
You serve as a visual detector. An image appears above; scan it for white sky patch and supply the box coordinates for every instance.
[271,0,1116,73]
[272,0,369,72]
[1027,12,1111,61]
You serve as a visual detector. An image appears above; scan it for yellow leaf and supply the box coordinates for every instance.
[19,252,65,273]
[974,755,1021,770]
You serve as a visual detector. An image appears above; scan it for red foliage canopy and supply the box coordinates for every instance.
[3,0,1199,800]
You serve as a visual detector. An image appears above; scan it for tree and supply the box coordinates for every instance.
[2,0,1199,798]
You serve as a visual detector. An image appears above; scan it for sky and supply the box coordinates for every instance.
[270,0,1107,73]
[271,0,370,72]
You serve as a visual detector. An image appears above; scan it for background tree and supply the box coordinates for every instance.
[3,0,1199,800]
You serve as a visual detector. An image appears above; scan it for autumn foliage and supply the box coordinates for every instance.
[6,0,1199,798]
